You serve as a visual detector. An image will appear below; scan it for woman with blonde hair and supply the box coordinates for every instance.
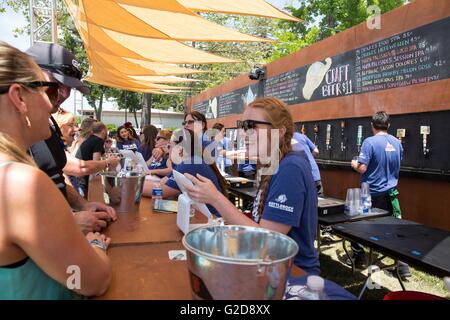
[0,42,111,299]
[69,117,97,155]
[184,97,320,275]
[54,108,119,196]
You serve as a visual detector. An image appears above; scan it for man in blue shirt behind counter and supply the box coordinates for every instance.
[351,111,410,279]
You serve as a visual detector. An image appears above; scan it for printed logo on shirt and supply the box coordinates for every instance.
[268,194,294,213]
[275,194,288,204]
[123,144,137,150]
[385,142,396,152]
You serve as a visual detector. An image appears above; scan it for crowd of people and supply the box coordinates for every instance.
[0,40,410,299]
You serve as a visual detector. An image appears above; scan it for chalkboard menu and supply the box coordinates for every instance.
[265,17,450,105]
[193,83,259,119]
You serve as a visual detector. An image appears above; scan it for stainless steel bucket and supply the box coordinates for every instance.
[100,171,146,213]
[182,225,299,300]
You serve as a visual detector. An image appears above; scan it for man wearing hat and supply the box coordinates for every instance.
[27,43,117,234]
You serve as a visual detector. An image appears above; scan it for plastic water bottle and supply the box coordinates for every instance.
[361,182,372,214]
[298,275,328,300]
[152,181,163,209]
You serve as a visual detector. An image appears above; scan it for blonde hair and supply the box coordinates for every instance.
[79,117,97,138]
[0,41,42,87]
[53,108,75,128]
[0,133,35,166]
[0,42,41,166]
[158,129,172,141]
[246,97,294,220]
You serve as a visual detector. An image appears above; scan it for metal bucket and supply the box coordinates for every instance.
[100,171,146,213]
[182,225,299,300]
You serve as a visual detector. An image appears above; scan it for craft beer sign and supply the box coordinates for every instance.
[193,17,449,117]
[265,16,450,105]
[193,83,259,119]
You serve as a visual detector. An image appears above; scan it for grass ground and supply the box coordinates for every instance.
[318,238,449,300]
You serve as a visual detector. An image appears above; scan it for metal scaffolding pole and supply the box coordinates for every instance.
[29,0,58,45]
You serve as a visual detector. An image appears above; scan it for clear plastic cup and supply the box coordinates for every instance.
[345,188,354,215]
[352,188,361,215]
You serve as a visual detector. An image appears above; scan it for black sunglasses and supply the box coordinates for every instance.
[156,136,168,141]
[0,81,59,102]
[182,119,196,126]
[237,119,272,132]
[44,64,83,80]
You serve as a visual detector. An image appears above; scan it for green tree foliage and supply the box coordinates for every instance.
[108,90,143,127]
[267,0,408,62]
[186,13,277,95]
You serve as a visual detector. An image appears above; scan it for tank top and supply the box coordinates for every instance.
[0,161,80,299]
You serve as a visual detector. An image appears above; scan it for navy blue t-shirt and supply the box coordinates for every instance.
[149,157,168,173]
[117,139,141,152]
[357,133,403,195]
[166,156,223,217]
[137,145,152,161]
[251,151,319,275]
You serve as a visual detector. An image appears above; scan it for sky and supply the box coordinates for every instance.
[0,0,298,111]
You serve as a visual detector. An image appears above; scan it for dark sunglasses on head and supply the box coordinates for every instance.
[237,119,272,132]
[44,64,83,80]
[182,119,196,126]
[0,81,59,103]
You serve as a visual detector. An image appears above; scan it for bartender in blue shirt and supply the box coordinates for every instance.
[351,111,410,279]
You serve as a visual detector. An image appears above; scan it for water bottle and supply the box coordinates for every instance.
[152,181,163,209]
[361,182,372,214]
[298,275,328,300]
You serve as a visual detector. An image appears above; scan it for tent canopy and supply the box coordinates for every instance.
[63,0,299,94]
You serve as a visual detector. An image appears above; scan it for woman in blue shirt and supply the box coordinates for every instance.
[147,129,173,177]
[137,124,158,161]
[183,97,320,275]
[116,125,140,152]
[142,128,227,217]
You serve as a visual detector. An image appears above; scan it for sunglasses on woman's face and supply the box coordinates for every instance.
[182,119,196,126]
[0,81,60,105]
[156,136,167,141]
[237,119,272,132]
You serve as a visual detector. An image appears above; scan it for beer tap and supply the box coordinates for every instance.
[420,126,430,156]
[313,124,319,145]
[396,129,406,144]
[357,125,363,153]
[340,120,346,152]
[326,124,332,151]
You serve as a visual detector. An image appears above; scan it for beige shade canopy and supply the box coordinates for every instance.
[179,0,301,22]
[87,51,207,76]
[77,0,270,42]
[63,0,298,93]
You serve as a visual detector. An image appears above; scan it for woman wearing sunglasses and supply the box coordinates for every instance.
[0,42,111,299]
[143,128,227,217]
[184,97,320,275]
[147,129,173,178]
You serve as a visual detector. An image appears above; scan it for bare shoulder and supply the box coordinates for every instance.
[0,163,58,200]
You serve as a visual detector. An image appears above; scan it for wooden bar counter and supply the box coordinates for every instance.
[89,177,304,300]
